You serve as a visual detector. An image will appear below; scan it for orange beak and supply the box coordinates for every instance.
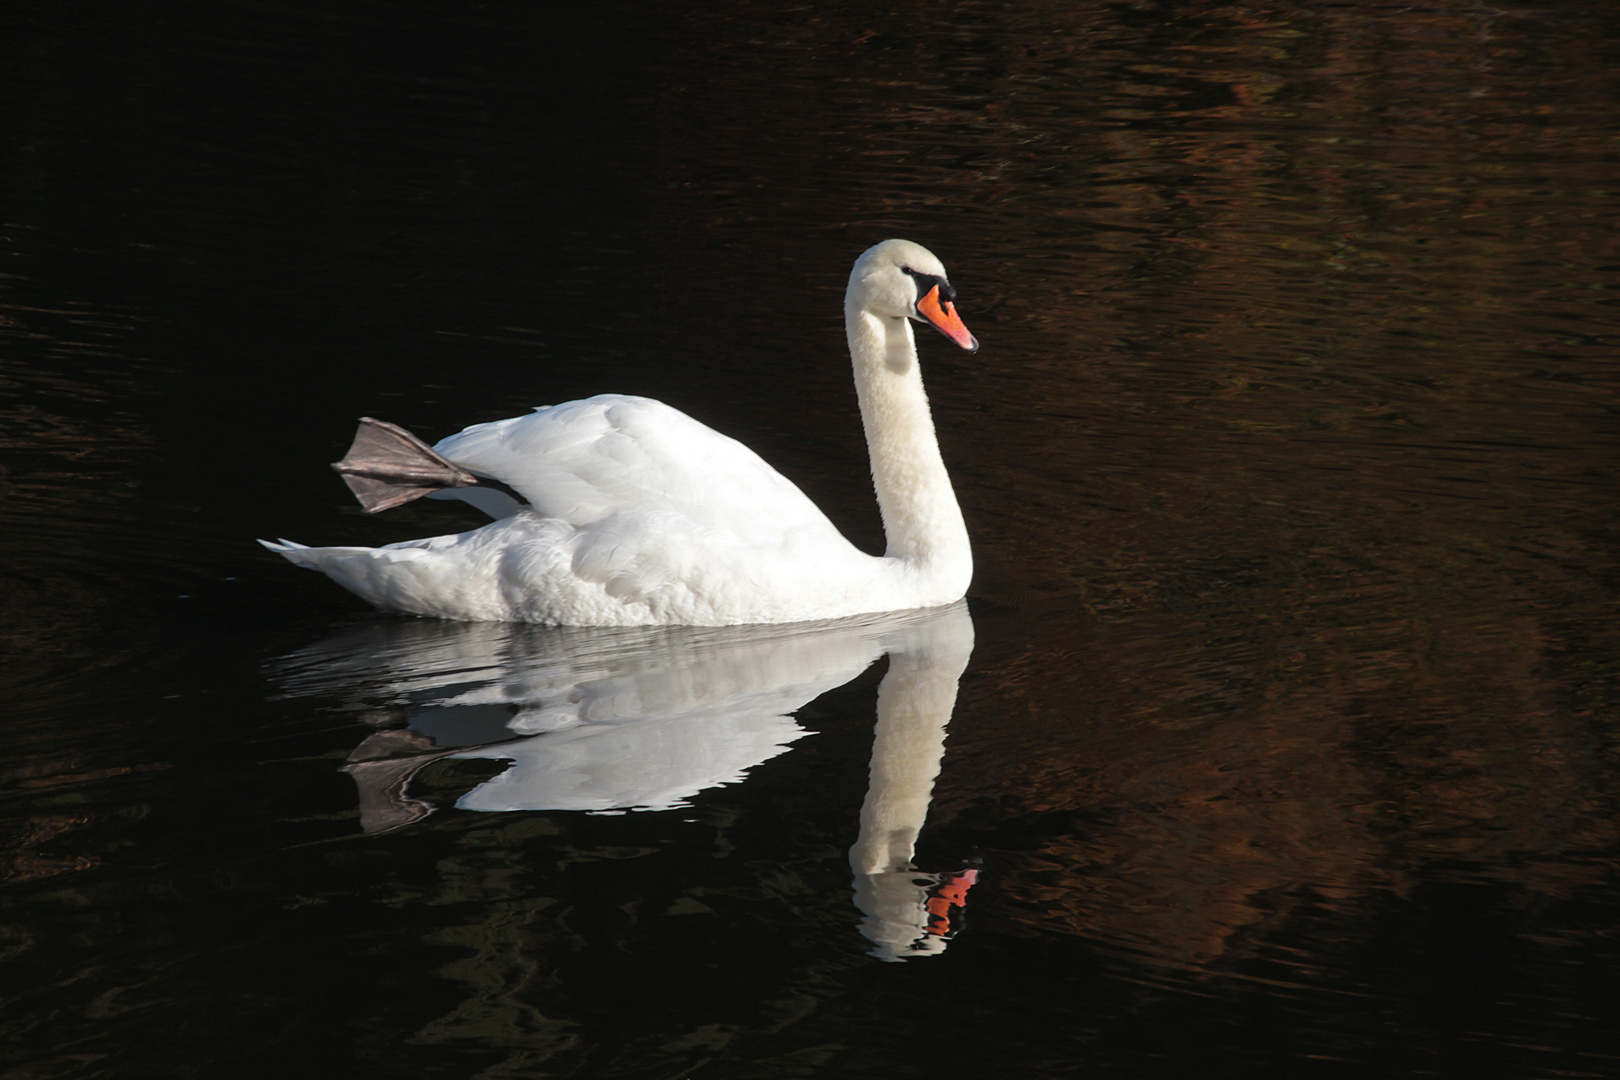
[916,285,979,352]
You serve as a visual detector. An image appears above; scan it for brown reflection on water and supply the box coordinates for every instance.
[941,577,1617,977]
[628,0,1620,982]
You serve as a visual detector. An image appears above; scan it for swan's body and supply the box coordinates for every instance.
[261,239,977,626]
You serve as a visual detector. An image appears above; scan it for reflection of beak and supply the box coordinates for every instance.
[915,285,979,353]
[924,868,979,939]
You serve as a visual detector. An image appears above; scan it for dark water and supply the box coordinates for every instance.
[4,1,1619,1076]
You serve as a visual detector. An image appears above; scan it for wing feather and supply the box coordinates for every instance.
[432,395,843,545]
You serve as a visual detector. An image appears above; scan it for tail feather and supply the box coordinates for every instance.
[259,537,319,569]
[256,534,502,619]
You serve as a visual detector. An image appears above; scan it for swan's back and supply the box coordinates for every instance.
[436,395,843,546]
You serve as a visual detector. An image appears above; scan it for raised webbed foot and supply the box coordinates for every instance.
[331,417,478,513]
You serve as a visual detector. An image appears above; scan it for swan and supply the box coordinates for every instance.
[260,239,978,625]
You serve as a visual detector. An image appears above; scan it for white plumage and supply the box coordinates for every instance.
[261,239,978,626]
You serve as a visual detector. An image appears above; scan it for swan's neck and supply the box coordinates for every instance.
[846,308,971,585]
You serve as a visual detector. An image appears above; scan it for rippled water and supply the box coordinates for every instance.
[4,2,1618,1077]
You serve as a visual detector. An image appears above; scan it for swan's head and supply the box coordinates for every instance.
[849,239,979,353]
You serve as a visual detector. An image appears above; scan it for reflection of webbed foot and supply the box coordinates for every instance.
[331,417,478,513]
[342,728,456,834]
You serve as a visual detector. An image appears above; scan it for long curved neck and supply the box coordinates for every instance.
[845,306,972,586]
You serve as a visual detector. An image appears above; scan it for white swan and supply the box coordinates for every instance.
[260,239,978,625]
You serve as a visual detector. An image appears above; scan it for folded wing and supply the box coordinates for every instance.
[433,394,847,547]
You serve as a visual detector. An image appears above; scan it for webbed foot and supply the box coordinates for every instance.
[331,417,478,513]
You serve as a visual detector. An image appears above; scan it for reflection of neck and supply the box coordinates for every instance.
[849,606,975,960]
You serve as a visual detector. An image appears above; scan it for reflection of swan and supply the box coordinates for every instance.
[261,239,978,626]
[271,603,979,959]
[269,605,966,827]
[849,604,978,961]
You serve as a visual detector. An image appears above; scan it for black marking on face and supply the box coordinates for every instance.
[901,265,957,305]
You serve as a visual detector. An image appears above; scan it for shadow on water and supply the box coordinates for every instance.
[3,0,1620,1077]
